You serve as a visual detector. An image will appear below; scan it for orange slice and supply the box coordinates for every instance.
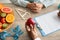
[0,3,4,9]
[6,14,15,23]
[1,7,12,13]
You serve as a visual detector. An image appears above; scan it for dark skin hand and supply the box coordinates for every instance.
[25,23,39,40]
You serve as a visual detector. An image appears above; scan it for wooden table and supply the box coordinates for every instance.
[3,3,60,40]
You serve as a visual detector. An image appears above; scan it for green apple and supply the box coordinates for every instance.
[2,23,8,29]
[1,13,6,17]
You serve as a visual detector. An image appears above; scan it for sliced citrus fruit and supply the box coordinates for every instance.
[1,7,12,13]
[0,3,4,9]
[6,14,15,23]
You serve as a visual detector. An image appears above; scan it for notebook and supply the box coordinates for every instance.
[34,10,60,36]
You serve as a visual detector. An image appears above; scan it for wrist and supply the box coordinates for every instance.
[32,34,40,40]
[34,37,41,40]
[26,3,31,8]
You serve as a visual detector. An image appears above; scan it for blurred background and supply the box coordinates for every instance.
[0,0,60,3]
[0,0,11,3]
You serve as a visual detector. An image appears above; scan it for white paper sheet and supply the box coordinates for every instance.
[35,10,60,35]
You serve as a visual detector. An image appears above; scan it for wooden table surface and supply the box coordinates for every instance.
[3,2,60,40]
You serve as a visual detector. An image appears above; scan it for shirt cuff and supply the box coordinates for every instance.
[34,37,41,40]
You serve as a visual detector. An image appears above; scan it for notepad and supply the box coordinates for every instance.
[34,10,60,36]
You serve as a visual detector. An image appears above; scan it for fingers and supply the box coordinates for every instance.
[30,24,36,31]
[30,24,34,30]
[30,5,42,13]
[31,7,38,10]
[25,24,35,31]
[36,3,43,8]
[30,3,37,10]
[31,6,42,13]
[31,3,43,10]
[25,23,31,32]
[25,22,28,31]
[25,22,33,32]
[31,9,41,13]
[27,3,43,12]
[33,24,36,29]
[26,26,31,31]
[32,3,36,7]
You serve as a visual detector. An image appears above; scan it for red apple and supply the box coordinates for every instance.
[0,22,2,29]
[0,17,2,21]
[26,18,35,26]
[1,18,6,24]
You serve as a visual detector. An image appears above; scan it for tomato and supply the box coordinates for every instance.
[0,22,2,29]
[1,18,6,24]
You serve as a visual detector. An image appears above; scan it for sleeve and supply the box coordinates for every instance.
[34,0,41,3]
[34,37,41,40]
[10,0,29,7]
[34,0,56,8]
[39,0,56,8]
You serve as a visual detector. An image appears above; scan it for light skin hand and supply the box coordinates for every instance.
[25,23,39,40]
[27,3,36,9]
[31,3,43,13]
[27,3,43,13]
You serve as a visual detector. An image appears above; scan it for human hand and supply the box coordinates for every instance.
[27,3,43,13]
[25,23,39,40]
[27,3,35,10]
[31,3,43,13]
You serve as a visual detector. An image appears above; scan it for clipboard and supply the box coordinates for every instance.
[34,10,60,36]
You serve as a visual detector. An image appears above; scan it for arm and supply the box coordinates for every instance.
[10,0,30,7]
